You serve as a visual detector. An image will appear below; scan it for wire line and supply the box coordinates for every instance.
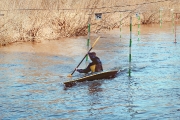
[0,0,171,11]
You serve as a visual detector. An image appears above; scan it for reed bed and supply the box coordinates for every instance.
[0,0,179,46]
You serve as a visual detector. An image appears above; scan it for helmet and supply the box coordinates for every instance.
[88,52,96,59]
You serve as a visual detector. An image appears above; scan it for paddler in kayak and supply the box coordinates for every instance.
[76,52,103,73]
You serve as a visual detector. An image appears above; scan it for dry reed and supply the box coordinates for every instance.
[0,0,180,46]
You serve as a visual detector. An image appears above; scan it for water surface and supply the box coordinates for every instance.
[0,22,180,119]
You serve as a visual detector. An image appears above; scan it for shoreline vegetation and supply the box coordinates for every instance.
[0,0,180,46]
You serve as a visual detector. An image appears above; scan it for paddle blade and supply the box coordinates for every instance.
[67,74,72,77]
[92,36,100,47]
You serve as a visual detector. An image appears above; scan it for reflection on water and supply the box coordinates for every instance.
[0,23,180,119]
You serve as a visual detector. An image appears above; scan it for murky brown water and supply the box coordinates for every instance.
[0,22,180,119]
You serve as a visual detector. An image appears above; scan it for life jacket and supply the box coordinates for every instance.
[90,65,96,72]
[89,57,103,73]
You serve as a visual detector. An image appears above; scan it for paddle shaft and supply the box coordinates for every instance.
[69,36,100,76]
[70,48,92,76]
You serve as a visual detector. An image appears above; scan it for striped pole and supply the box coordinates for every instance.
[138,15,140,41]
[86,18,91,61]
[120,14,122,40]
[129,16,132,77]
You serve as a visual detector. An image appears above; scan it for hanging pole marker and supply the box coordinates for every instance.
[138,16,140,41]
[95,13,102,20]
[138,15,140,41]
[136,13,140,41]
[171,9,174,33]
[129,16,132,77]
[159,9,163,28]
[120,14,122,40]
[174,13,177,43]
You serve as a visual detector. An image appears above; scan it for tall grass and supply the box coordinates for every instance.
[0,0,179,46]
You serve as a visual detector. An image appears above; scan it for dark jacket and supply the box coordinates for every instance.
[77,55,103,73]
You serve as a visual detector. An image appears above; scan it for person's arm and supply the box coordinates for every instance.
[76,63,92,73]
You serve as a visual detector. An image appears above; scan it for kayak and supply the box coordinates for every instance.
[64,70,118,87]
[64,70,119,87]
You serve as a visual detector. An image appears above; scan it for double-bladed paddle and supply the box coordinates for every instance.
[67,36,100,77]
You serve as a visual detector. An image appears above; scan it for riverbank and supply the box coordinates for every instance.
[0,0,180,46]
[0,21,179,56]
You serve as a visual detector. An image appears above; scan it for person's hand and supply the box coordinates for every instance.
[76,68,80,72]
[76,68,82,73]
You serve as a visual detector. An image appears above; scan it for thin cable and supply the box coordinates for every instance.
[0,0,171,11]
[92,0,171,9]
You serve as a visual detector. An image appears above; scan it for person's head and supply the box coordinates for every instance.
[88,52,96,60]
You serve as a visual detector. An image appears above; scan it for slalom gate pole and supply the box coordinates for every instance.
[129,16,132,77]
[120,14,122,40]
[86,18,91,61]
[138,15,140,41]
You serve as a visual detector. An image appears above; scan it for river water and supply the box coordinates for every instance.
[0,22,180,120]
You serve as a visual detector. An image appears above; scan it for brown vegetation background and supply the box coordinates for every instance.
[0,0,180,46]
